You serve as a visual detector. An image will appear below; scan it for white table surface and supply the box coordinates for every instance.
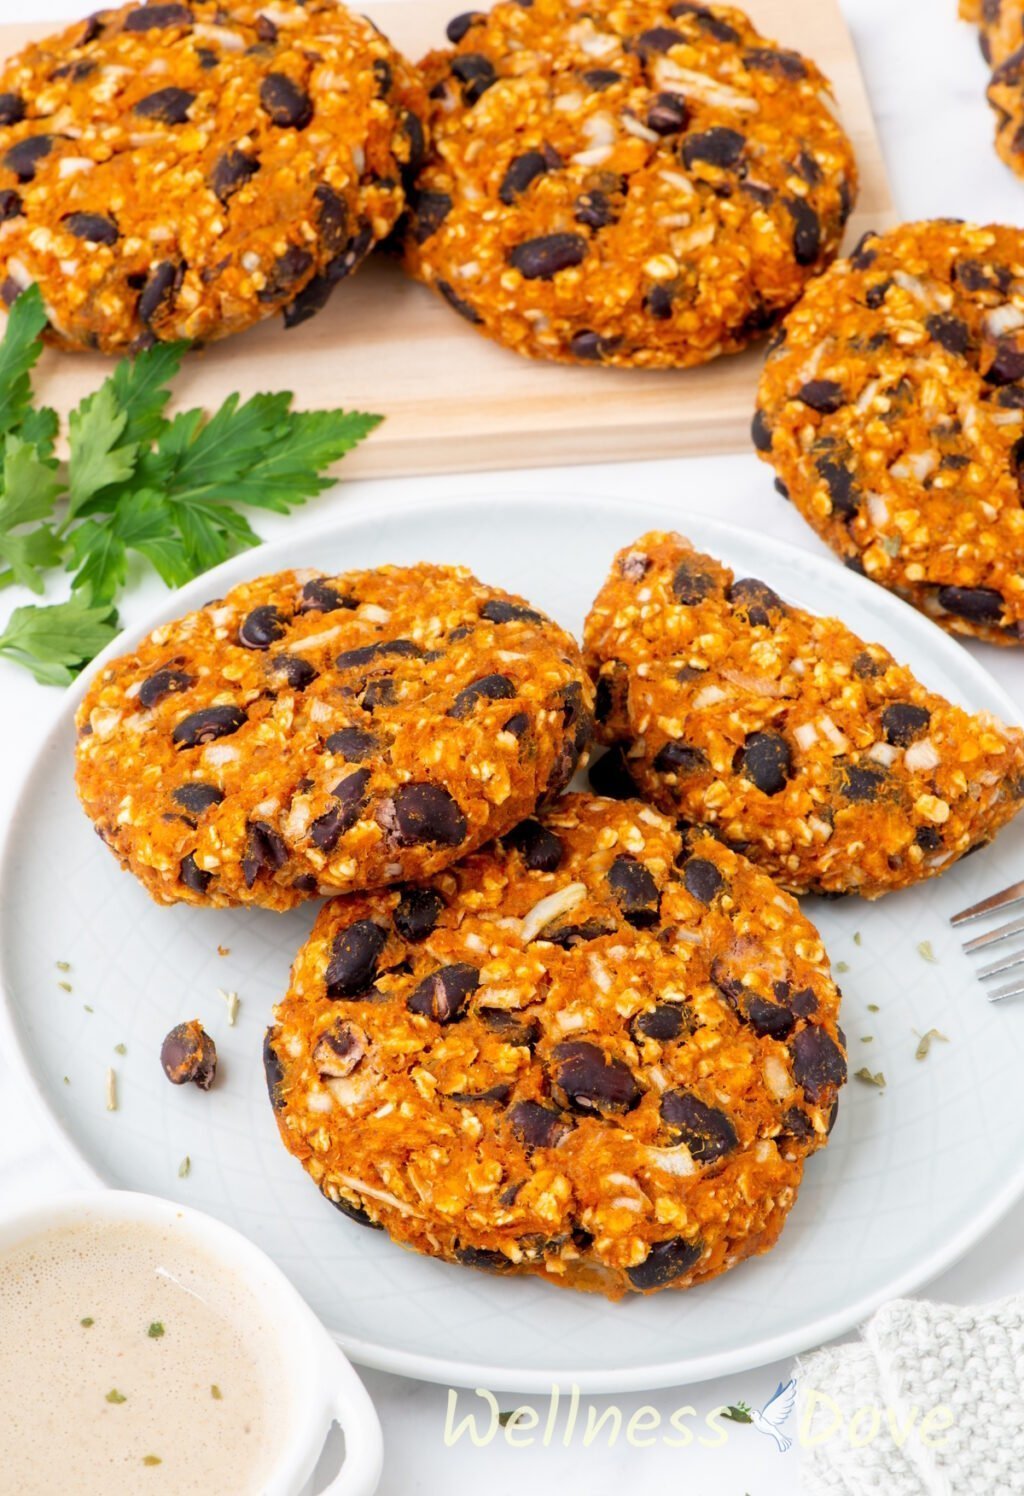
[1,2,1022,1490]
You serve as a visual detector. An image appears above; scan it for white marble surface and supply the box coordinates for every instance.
[1,1,1022,1490]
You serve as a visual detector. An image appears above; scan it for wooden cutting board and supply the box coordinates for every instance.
[2,2,894,476]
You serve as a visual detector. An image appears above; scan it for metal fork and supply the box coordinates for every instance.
[951,882,1024,1001]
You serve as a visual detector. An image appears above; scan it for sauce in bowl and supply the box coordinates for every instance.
[0,1217,286,1494]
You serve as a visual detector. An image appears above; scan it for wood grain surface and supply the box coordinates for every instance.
[1,2,895,476]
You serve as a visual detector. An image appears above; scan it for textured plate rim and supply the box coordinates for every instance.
[2,489,1023,1393]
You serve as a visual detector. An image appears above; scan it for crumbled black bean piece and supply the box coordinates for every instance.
[681,857,724,904]
[881,702,931,746]
[551,1040,641,1114]
[268,654,317,690]
[124,4,191,29]
[505,818,564,872]
[798,380,844,413]
[407,962,479,1022]
[735,731,791,796]
[508,1099,573,1149]
[937,585,1004,622]
[412,189,453,242]
[646,92,689,134]
[477,1007,541,1047]
[172,782,223,814]
[179,852,211,893]
[450,52,496,103]
[446,11,484,43]
[631,1004,688,1043]
[645,282,676,319]
[448,673,515,718]
[790,1025,846,1101]
[325,726,378,759]
[838,763,887,802]
[480,598,543,625]
[626,1237,702,1291]
[325,920,388,998]
[607,855,660,926]
[787,196,822,265]
[242,820,288,887]
[310,769,370,851]
[210,149,259,203]
[926,313,969,356]
[751,408,773,452]
[161,1020,217,1089]
[63,212,118,245]
[588,744,637,799]
[5,135,55,182]
[728,576,785,626]
[172,704,246,748]
[299,578,357,614]
[582,67,622,90]
[508,233,587,280]
[0,92,25,126]
[682,127,745,169]
[394,887,445,943]
[260,73,313,129]
[574,190,617,230]
[138,261,181,324]
[660,1089,738,1161]
[380,782,467,846]
[499,150,550,204]
[569,329,623,361]
[239,605,287,649]
[816,456,860,520]
[139,666,194,709]
[263,1030,286,1109]
[672,558,718,604]
[134,87,195,124]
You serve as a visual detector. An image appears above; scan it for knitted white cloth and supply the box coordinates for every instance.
[798,1295,1024,1495]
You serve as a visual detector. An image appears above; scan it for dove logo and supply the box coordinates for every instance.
[751,1379,798,1452]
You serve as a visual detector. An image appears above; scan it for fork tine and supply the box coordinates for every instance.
[976,947,1024,980]
[950,879,1024,926]
[962,913,1024,953]
[986,978,1024,1003]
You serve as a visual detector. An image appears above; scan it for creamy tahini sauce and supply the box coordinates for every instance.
[0,1219,285,1494]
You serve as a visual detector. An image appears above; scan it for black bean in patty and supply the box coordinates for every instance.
[607,854,660,926]
[260,73,313,129]
[508,234,587,280]
[326,920,388,998]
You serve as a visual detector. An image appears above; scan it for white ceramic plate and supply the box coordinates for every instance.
[4,493,1024,1394]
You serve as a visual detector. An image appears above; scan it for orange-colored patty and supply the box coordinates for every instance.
[584,531,1024,897]
[755,220,1024,644]
[265,794,845,1299]
[0,0,427,351]
[75,563,592,910]
[405,0,857,368]
[960,0,1024,177]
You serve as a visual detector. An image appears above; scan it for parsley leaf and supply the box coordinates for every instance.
[0,435,63,592]
[67,381,137,518]
[0,284,48,437]
[0,295,381,682]
[0,596,120,685]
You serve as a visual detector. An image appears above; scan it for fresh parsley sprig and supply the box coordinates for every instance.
[0,285,381,684]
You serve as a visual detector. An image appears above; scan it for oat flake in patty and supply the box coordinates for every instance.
[75,562,593,910]
[265,793,846,1298]
[0,0,428,352]
[405,0,858,368]
[584,530,1024,897]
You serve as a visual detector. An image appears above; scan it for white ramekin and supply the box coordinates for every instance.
[0,1190,382,1496]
